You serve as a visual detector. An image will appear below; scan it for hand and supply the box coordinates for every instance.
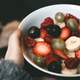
[5,29,24,65]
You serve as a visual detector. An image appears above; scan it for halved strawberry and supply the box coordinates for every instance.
[60,27,71,40]
[52,49,69,60]
[32,41,51,57]
[75,50,80,60]
[24,37,36,48]
[41,17,54,28]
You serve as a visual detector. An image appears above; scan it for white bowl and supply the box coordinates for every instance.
[19,4,80,77]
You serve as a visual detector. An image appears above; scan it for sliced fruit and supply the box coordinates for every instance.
[65,36,80,51]
[28,26,40,39]
[41,17,54,28]
[61,67,77,75]
[32,41,51,57]
[75,50,80,60]
[67,51,75,58]
[60,27,71,40]
[57,22,66,29]
[66,18,78,32]
[35,38,44,42]
[46,24,61,37]
[52,49,69,60]
[51,38,65,50]
[47,61,61,73]
[55,12,64,23]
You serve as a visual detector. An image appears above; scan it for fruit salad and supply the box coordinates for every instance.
[24,12,80,75]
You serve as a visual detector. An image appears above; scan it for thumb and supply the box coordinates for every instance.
[5,29,24,66]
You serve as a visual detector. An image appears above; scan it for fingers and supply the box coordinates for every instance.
[5,29,24,66]
[0,20,20,48]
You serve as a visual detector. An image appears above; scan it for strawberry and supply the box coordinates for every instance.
[32,41,51,57]
[60,27,71,40]
[75,50,80,60]
[40,28,48,38]
[52,49,69,60]
[41,17,54,28]
[24,37,36,48]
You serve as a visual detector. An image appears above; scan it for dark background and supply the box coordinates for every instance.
[0,0,80,25]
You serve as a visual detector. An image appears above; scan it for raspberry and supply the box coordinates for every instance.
[24,37,36,48]
[64,58,79,69]
[41,17,54,28]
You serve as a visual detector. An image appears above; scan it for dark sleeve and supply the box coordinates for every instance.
[0,59,32,80]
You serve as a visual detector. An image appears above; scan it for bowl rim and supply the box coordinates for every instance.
[19,4,80,77]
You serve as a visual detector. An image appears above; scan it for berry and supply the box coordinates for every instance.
[53,49,69,60]
[64,58,79,69]
[32,42,51,57]
[60,27,71,40]
[75,50,80,60]
[46,24,61,37]
[28,26,40,39]
[55,12,64,23]
[47,61,61,73]
[24,37,36,48]
[41,17,54,28]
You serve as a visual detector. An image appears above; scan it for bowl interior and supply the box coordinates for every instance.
[19,4,80,77]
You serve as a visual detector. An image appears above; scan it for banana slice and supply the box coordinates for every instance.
[61,67,77,75]
[57,22,65,29]
[35,38,44,42]
[67,51,75,57]
[54,19,65,28]
[65,36,80,51]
